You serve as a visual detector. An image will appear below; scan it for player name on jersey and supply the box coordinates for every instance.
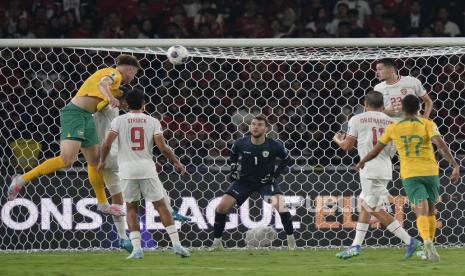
[128,118,147,124]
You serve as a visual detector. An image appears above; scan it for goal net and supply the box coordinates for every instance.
[1,39,464,250]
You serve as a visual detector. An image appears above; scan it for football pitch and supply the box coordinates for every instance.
[1,248,465,276]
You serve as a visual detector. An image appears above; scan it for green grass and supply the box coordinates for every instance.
[1,248,464,276]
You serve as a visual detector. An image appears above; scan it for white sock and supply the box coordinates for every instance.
[352,223,369,246]
[113,215,128,240]
[166,225,181,247]
[17,175,26,186]
[129,231,141,251]
[387,220,411,244]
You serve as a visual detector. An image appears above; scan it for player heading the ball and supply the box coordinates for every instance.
[8,54,140,217]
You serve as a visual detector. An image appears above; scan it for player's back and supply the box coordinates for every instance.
[348,111,394,180]
[110,112,162,179]
[382,117,439,179]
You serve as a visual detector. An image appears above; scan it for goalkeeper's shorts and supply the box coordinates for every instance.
[60,102,99,148]
[225,180,282,206]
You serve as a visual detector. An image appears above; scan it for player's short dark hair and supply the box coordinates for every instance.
[116,54,140,69]
[252,115,269,126]
[365,90,384,108]
[125,89,146,110]
[402,94,420,115]
[377,58,397,69]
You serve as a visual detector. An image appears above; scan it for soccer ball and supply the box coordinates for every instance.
[245,226,278,248]
[166,45,189,65]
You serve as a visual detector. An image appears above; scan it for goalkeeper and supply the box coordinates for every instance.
[211,115,295,250]
[8,54,139,216]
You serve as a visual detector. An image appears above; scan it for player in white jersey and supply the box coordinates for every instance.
[333,91,421,259]
[94,100,191,254]
[98,89,190,259]
[374,58,433,121]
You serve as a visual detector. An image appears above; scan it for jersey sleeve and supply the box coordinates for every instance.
[413,77,427,97]
[378,124,393,145]
[275,141,289,160]
[153,118,163,135]
[426,120,441,139]
[229,140,241,164]
[346,117,358,138]
[108,69,123,97]
[109,117,121,134]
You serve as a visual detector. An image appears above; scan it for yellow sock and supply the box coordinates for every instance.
[88,165,108,204]
[417,216,431,242]
[428,215,437,241]
[22,156,66,183]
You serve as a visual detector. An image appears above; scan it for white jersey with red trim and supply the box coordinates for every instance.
[374,76,427,121]
[347,111,394,180]
[94,106,120,170]
[110,112,163,179]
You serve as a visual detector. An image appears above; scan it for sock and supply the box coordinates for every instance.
[214,212,227,239]
[129,231,141,251]
[166,225,181,247]
[416,216,431,242]
[352,223,369,246]
[279,212,294,235]
[428,215,437,241]
[386,220,411,244]
[88,165,108,204]
[22,156,66,183]
[113,215,128,240]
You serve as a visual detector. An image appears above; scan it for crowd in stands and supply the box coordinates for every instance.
[1,0,464,170]
[1,0,464,39]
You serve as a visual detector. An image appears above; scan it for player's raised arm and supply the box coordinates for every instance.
[98,76,120,108]
[154,133,186,175]
[420,93,433,119]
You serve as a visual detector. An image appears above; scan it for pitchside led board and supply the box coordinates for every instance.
[1,171,464,250]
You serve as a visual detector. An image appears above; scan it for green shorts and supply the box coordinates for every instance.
[60,102,99,148]
[402,176,440,206]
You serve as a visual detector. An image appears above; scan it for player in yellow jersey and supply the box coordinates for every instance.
[356,94,461,262]
[8,54,140,217]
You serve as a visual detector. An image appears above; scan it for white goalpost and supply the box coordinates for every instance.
[0,38,464,250]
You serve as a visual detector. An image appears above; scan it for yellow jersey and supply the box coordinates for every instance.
[379,117,440,179]
[74,67,123,101]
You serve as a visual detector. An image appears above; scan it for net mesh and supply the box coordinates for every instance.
[0,45,464,250]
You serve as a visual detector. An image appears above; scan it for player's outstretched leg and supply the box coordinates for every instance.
[153,199,190,257]
[211,194,236,251]
[126,202,143,259]
[271,194,296,250]
[161,189,191,222]
[8,140,79,200]
[368,206,421,259]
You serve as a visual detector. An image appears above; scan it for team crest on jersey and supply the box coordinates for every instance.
[262,151,269,157]
[400,88,408,95]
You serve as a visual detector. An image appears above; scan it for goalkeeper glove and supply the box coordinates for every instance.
[229,163,240,181]
[260,174,275,185]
